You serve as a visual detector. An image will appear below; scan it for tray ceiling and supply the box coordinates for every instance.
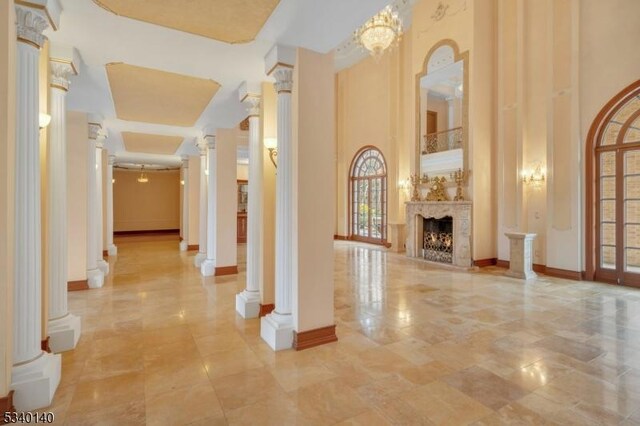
[122,132,184,155]
[106,63,220,127]
[93,0,281,44]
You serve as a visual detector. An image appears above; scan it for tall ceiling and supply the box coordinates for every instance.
[45,0,391,166]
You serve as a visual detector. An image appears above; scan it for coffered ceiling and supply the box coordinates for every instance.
[121,132,184,155]
[93,0,281,44]
[106,63,220,127]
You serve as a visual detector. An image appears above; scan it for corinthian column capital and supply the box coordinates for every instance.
[15,6,49,49]
[244,95,261,117]
[272,68,293,94]
[204,135,216,150]
[50,62,73,92]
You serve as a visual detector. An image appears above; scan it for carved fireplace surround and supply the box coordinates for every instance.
[405,201,473,269]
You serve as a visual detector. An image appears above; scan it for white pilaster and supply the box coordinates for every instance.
[95,138,108,275]
[179,156,189,252]
[106,155,117,255]
[86,122,104,288]
[11,4,61,411]
[236,93,262,318]
[47,53,81,354]
[194,140,207,267]
[200,136,217,276]
[261,58,295,350]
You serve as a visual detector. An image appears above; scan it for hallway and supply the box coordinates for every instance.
[49,237,640,425]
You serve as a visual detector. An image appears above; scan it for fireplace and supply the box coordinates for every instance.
[405,201,473,269]
[423,217,453,264]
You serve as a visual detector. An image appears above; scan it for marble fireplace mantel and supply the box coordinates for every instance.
[405,201,473,269]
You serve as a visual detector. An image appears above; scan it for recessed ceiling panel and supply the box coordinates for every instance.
[122,132,183,155]
[106,63,220,127]
[93,0,280,44]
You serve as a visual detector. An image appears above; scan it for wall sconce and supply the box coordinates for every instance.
[264,137,277,168]
[39,113,51,130]
[522,164,546,187]
[112,178,115,184]
[180,179,185,185]
[137,165,149,183]
[398,177,411,198]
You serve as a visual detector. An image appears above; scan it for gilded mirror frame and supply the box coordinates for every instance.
[415,39,470,180]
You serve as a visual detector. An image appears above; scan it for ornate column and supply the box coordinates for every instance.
[261,61,295,350]
[200,135,217,276]
[95,138,108,275]
[106,155,117,255]
[179,156,189,251]
[11,4,61,411]
[194,141,207,267]
[47,52,81,353]
[236,93,262,318]
[86,122,104,288]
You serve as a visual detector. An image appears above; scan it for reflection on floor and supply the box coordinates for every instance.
[48,237,640,425]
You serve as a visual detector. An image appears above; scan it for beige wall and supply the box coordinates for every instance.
[335,46,404,240]
[260,82,276,305]
[113,169,180,232]
[0,0,15,398]
[67,111,88,281]
[188,155,199,246]
[237,164,248,181]
[293,48,335,332]
[215,128,238,268]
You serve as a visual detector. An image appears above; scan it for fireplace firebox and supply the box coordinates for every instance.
[423,216,453,264]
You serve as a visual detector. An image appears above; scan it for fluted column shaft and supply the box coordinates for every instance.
[106,155,117,255]
[194,142,207,267]
[236,96,262,318]
[13,13,45,366]
[95,141,108,275]
[200,137,217,276]
[86,124,104,288]
[47,71,69,321]
[274,68,293,316]
[180,156,189,252]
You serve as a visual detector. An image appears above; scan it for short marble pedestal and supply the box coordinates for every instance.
[505,232,537,280]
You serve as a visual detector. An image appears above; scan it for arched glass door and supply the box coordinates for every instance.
[590,82,640,286]
[349,147,387,245]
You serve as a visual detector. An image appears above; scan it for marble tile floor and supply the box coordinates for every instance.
[44,236,640,425]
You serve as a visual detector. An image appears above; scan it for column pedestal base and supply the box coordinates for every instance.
[179,241,188,252]
[97,259,109,276]
[11,352,61,411]
[194,252,206,267]
[260,312,294,351]
[87,268,104,288]
[236,290,260,319]
[48,313,81,353]
[107,244,117,256]
[201,259,215,277]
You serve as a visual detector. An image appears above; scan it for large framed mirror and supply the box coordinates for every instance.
[415,40,469,183]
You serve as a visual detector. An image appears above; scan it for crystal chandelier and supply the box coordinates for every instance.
[137,165,149,183]
[354,5,403,59]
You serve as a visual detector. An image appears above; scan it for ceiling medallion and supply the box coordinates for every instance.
[354,5,403,60]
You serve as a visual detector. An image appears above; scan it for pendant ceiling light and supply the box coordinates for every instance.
[137,165,149,183]
[354,5,403,59]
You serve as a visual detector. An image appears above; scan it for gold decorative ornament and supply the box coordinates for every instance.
[450,168,467,201]
[425,176,449,201]
[409,173,422,201]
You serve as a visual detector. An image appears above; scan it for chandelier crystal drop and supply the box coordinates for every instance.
[354,5,403,59]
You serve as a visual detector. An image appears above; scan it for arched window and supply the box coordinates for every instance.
[587,80,640,286]
[349,146,387,245]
